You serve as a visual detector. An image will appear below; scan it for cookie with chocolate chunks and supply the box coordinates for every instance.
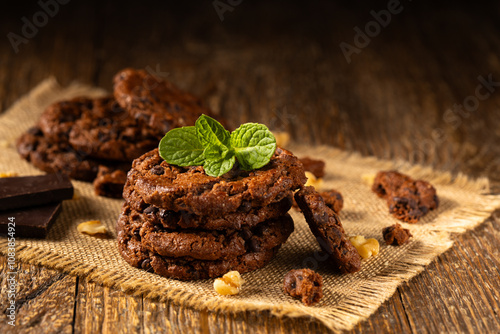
[113,68,216,137]
[124,147,306,216]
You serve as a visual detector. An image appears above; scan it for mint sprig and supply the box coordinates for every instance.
[158,114,277,177]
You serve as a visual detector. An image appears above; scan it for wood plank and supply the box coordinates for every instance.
[0,256,76,333]
[73,279,143,334]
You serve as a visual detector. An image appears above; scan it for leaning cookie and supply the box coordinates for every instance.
[294,186,361,273]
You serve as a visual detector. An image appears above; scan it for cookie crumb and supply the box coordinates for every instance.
[77,220,108,236]
[349,236,380,259]
[214,271,245,295]
[0,140,10,148]
[383,223,412,246]
[283,269,323,306]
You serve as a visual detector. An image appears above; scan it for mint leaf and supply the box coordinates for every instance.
[158,115,277,177]
[231,123,277,170]
[195,114,231,148]
[158,126,205,166]
[204,154,235,177]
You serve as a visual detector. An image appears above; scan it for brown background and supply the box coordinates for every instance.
[1,0,499,332]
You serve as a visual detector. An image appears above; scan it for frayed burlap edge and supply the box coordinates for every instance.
[1,78,499,333]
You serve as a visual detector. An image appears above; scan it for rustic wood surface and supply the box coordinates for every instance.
[1,1,500,333]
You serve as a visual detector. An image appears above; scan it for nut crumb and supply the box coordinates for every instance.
[77,220,108,236]
[349,235,380,259]
[304,171,323,189]
[214,271,245,295]
[361,173,376,186]
[0,172,19,178]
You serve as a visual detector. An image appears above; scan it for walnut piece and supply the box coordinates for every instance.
[349,235,380,259]
[304,171,323,189]
[77,220,108,236]
[214,271,245,295]
[361,173,376,186]
[0,172,19,178]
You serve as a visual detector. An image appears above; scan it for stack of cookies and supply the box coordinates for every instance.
[117,147,307,280]
[16,68,216,198]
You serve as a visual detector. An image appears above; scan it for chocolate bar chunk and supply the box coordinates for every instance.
[0,174,73,211]
[0,203,62,238]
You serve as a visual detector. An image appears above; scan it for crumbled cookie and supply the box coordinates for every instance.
[283,269,323,306]
[382,223,412,246]
[372,171,438,223]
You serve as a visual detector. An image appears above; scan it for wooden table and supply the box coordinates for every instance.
[1,1,499,332]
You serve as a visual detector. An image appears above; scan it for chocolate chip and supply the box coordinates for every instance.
[143,206,158,214]
[150,166,164,175]
[140,259,151,270]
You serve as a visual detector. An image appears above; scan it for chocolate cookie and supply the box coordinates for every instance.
[38,96,100,143]
[16,127,100,181]
[124,186,293,230]
[117,228,280,281]
[38,96,160,161]
[117,203,294,261]
[113,68,213,136]
[124,147,306,216]
[17,127,131,182]
[283,269,323,306]
[294,186,361,274]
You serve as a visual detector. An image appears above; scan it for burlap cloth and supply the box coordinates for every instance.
[1,78,500,333]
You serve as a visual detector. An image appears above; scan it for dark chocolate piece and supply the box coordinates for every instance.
[0,174,73,211]
[0,202,62,238]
